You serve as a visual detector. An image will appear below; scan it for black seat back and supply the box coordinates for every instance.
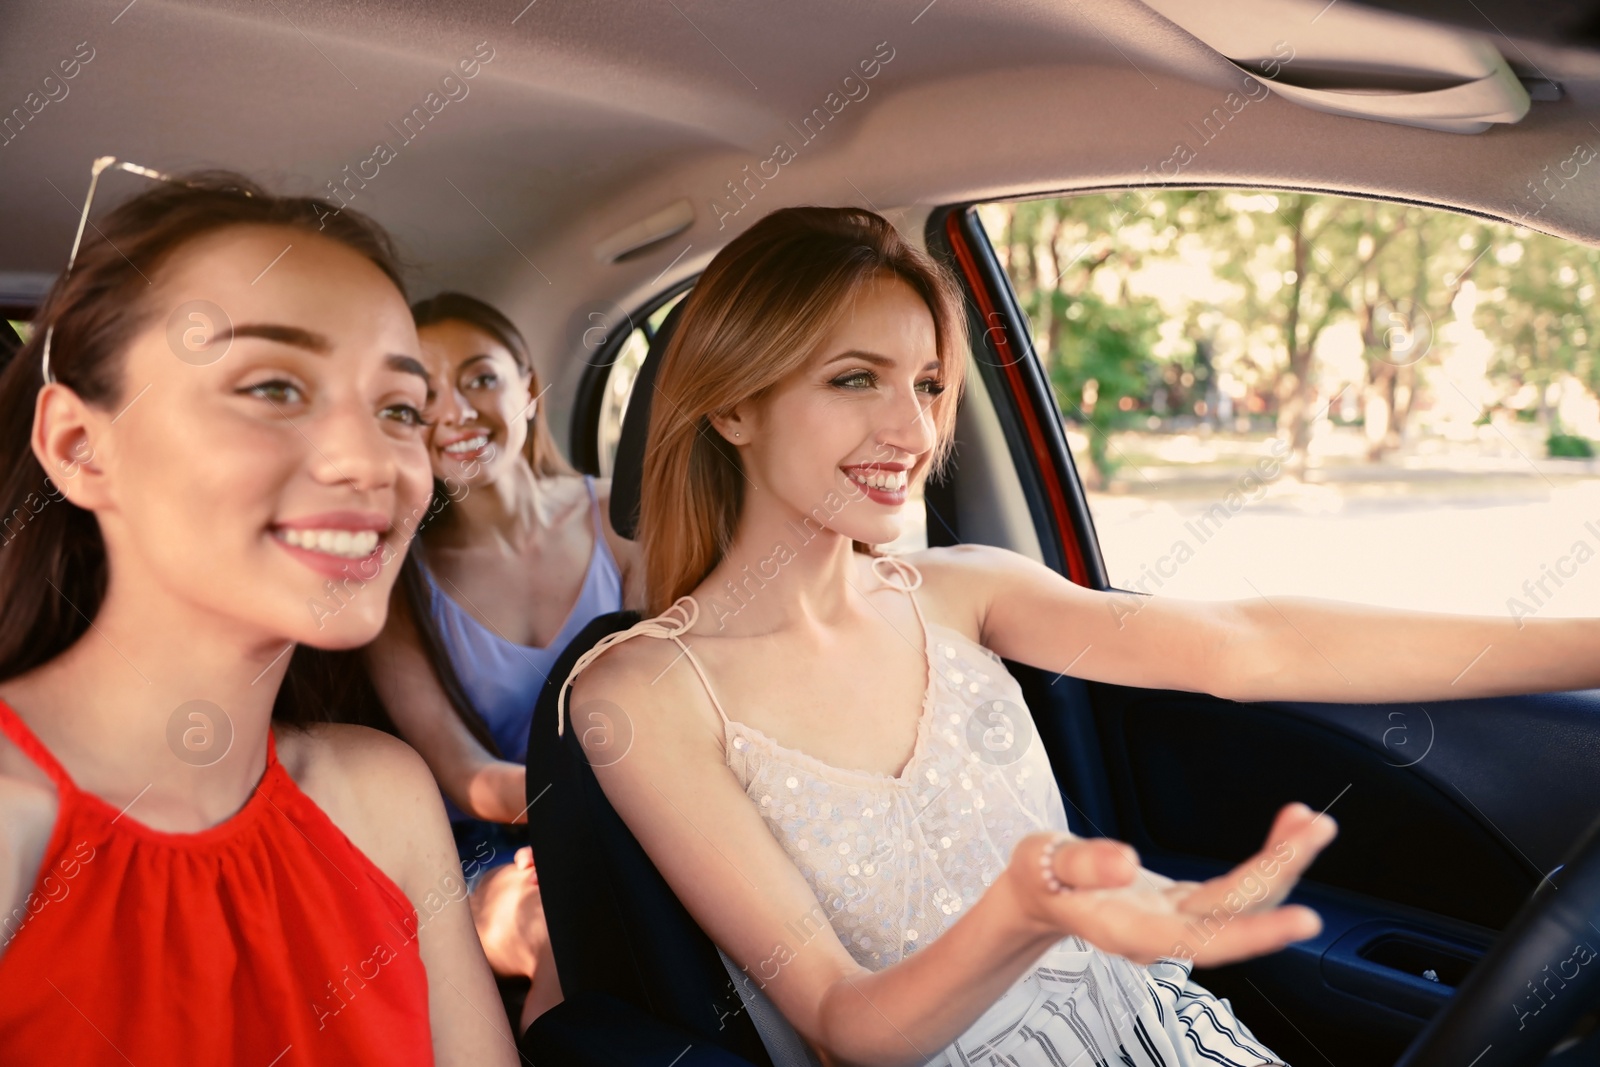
[607,296,683,540]
[524,298,774,1064]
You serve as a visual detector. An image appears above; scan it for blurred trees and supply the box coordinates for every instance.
[991,195,1162,487]
[1490,231,1600,430]
[981,189,1600,483]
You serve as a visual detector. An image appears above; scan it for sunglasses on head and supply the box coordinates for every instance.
[40,157,254,386]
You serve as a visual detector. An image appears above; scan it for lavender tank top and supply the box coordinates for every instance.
[422,475,624,817]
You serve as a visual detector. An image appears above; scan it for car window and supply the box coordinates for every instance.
[595,291,689,478]
[979,191,1600,617]
[593,288,927,551]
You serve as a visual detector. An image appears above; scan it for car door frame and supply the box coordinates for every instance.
[926,198,1600,1062]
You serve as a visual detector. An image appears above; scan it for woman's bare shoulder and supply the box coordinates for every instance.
[565,624,725,751]
[273,723,444,892]
[900,542,1018,577]
[568,624,694,703]
[276,722,435,806]
[893,544,1018,637]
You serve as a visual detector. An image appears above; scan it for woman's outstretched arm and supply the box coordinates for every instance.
[568,635,1333,1067]
[936,543,1600,705]
[364,587,527,823]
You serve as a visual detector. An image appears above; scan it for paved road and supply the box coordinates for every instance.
[1088,472,1600,621]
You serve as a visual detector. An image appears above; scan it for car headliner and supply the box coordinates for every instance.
[4,0,1599,429]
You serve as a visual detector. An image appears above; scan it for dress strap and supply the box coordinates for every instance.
[582,474,624,582]
[557,595,734,737]
[414,544,439,594]
[871,552,929,631]
[0,698,78,794]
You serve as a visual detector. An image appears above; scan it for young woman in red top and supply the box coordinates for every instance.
[0,166,517,1065]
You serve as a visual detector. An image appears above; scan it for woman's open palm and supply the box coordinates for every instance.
[1015,802,1338,968]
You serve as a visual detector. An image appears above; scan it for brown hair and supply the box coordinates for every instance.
[411,291,575,479]
[398,291,577,758]
[0,169,409,728]
[640,206,967,615]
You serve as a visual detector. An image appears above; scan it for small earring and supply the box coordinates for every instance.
[732,431,740,438]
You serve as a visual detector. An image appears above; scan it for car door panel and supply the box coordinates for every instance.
[935,205,1600,1064]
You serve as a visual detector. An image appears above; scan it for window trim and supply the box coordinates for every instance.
[928,204,1109,590]
[568,277,695,475]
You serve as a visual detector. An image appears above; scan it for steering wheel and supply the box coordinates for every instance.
[1393,812,1600,1066]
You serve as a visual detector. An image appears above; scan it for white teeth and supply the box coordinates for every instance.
[276,527,381,559]
[846,468,908,493]
[443,435,489,455]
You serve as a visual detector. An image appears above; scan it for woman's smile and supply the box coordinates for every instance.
[842,462,911,505]
[270,509,393,578]
[436,429,494,463]
[416,317,534,487]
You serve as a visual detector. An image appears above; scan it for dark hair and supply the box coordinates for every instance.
[386,549,503,757]
[0,169,408,728]
[382,291,580,759]
[411,291,575,479]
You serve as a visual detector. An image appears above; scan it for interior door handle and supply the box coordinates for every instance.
[1321,921,1489,1018]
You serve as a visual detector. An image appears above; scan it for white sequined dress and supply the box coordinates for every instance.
[560,554,1288,1066]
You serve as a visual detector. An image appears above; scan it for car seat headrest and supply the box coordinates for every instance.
[609,296,689,541]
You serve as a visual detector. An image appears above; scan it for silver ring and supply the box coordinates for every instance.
[1039,833,1071,894]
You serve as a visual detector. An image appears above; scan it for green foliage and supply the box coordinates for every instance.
[1044,291,1160,484]
[1486,237,1600,399]
[980,185,1600,483]
[1547,433,1594,458]
[990,193,1171,485]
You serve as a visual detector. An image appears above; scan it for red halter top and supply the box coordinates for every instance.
[0,699,434,1065]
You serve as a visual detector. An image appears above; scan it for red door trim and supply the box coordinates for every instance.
[943,210,1090,587]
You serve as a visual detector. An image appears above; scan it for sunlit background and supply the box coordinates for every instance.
[980,191,1600,620]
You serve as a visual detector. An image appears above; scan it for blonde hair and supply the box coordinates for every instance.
[640,206,968,614]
